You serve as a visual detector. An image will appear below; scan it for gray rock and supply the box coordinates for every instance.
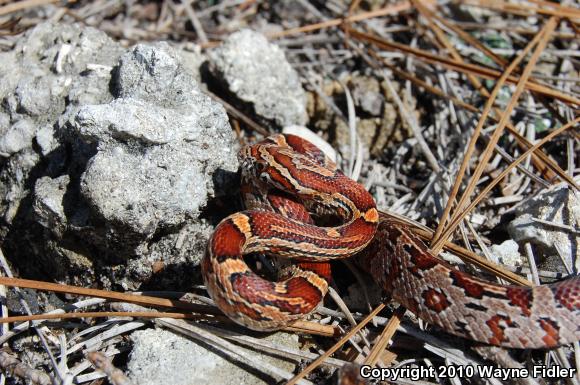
[0,22,236,288]
[0,119,37,156]
[123,222,212,290]
[115,43,202,107]
[210,29,307,127]
[0,22,121,123]
[71,96,222,146]
[14,75,58,117]
[33,175,69,237]
[489,240,523,268]
[35,125,58,155]
[508,183,579,271]
[80,145,207,235]
[1,149,40,224]
[0,112,9,132]
[0,22,122,228]
[351,75,384,116]
[70,43,237,237]
[128,328,299,385]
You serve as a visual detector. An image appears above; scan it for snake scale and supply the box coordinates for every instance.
[202,134,580,349]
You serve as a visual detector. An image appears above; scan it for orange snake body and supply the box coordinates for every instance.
[202,134,580,348]
[202,134,378,330]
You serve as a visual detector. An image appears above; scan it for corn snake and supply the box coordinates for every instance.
[202,134,580,349]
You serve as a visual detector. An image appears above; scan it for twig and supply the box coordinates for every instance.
[0,311,199,323]
[0,0,57,16]
[383,73,441,173]
[285,303,386,385]
[0,276,210,312]
[0,276,339,337]
[87,351,135,385]
[0,249,65,381]
[181,0,208,44]
[0,351,51,385]
[524,243,541,286]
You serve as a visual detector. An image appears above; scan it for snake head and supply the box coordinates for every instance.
[239,144,272,187]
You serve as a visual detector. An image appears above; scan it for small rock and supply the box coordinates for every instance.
[35,125,58,155]
[115,43,201,106]
[210,29,308,127]
[350,75,384,116]
[14,75,58,117]
[33,175,69,237]
[128,328,299,385]
[0,119,36,156]
[507,183,579,271]
[489,240,523,268]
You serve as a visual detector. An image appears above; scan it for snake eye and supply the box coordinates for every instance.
[255,160,267,173]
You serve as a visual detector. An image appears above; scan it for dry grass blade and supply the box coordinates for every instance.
[0,298,106,346]
[348,0,363,14]
[0,276,338,337]
[461,0,580,19]
[0,276,210,312]
[285,303,386,385]
[0,0,57,16]
[363,305,406,366]
[0,311,199,323]
[266,1,415,40]
[434,117,579,253]
[339,79,358,178]
[429,15,556,247]
[374,56,576,189]
[348,28,580,106]
[181,0,208,44]
[432,17,561,254]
